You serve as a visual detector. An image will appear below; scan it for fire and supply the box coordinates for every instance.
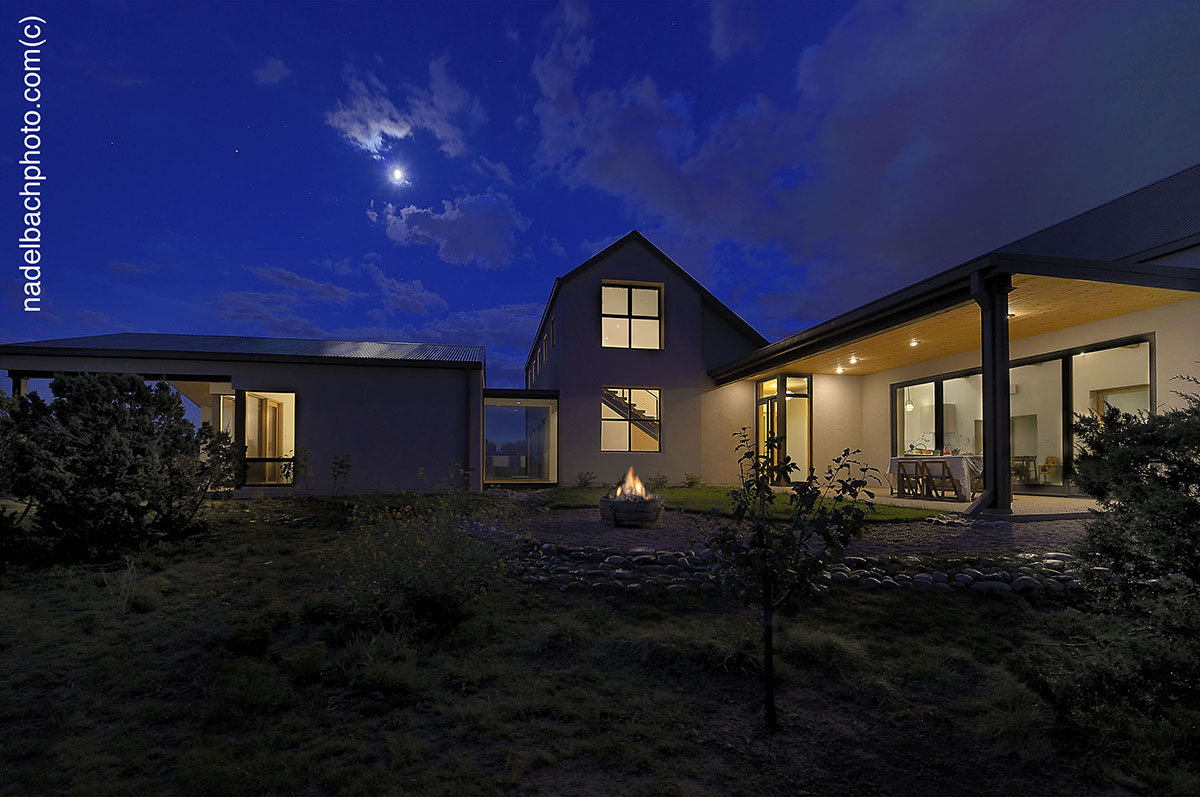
[613,466,647,500]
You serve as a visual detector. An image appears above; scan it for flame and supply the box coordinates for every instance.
[614,466,646,499]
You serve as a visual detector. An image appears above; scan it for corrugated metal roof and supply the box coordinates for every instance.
[0,333,484,364]
[996,163,1200,261]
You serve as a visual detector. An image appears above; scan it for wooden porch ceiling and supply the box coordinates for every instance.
[751,275,1193,377]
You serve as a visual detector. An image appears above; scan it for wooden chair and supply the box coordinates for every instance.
[919,459,958,500]
[1039,455,1063,484]
[895,459,924,498]
[970,468,985,498]
[1010,455,1037,484]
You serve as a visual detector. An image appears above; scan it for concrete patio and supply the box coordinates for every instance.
[874,492,1098,521]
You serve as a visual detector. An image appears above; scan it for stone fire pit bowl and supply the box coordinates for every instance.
[599,495,664,527]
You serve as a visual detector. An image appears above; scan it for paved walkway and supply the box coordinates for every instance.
[522,507,1089,558]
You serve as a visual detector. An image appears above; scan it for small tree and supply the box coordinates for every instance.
[1073,374,1200,593]
[0,373,243,562]
[708,428,878,729]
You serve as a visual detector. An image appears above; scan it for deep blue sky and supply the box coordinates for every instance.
[4,0,1198,385]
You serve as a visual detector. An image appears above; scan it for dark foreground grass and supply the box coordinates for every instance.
[0,497,1186,795]
[539,485,941,522]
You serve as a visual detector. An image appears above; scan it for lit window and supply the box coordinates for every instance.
[242,391,296,485]
[602,284,661,349]
[601,387,660,451]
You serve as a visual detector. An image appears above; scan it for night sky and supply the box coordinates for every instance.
[4,0,1198,386]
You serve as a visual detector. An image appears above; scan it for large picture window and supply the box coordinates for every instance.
[240,391,296,486]
[602,284,661,349]
[601,387,660,451]
[891,336,1152,494]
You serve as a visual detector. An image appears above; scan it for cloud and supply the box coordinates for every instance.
[472,156,515,185]
[249,265,365,305]
[326,57,484,157]
[74,309,122,329]
[209,292,327,338]
[363,263,448,315]
[709,0,760,60]
[531,0,1200,331]
[252,57,291,86]
[374,192,531,268]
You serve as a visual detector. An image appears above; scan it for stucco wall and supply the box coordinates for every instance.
[811,373,864,474]
[700,380,754,484]
[0,353,483,493]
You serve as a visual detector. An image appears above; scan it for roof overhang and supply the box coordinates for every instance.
[711,254,1200,383]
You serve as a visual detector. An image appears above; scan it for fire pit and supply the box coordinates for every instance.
[599,466,664,527]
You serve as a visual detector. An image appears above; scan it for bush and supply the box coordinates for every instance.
[682,472,701,489]
[644,472,670,492]
[574,471,597,488]
[1073,374,1200,591]
[336,499,509,635]
[0,373,243,563]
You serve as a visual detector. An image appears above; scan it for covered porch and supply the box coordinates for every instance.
[711,254,1200,516]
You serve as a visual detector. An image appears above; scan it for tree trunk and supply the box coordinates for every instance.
[762,574,778,730]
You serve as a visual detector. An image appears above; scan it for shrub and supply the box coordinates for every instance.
[682,472,701,489]
[0,373,243,563]
[1073,374,1200,591]
[574,471,597,488]
[336,499,509,635]
[644,472,670,492]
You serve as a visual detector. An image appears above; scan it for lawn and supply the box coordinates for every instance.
[0,496,1191,795]
[538,485,943,522]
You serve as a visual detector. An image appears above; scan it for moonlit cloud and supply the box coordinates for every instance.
[326,57,485,157]
[251,57,291,86]
[374,192,531,268]
[363,263,448,315]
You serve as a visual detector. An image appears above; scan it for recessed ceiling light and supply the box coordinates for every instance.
[848,356,858,364]
[910,340,919,347]
[1007,312,1016,319]
[835,365,844,374]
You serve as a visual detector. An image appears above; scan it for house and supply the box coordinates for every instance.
[3,164,1198,512]
[0,336,485,492]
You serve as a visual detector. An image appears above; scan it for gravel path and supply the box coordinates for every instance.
[521,507,1087,557]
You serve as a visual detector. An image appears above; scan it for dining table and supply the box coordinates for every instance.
[887,455,984,501]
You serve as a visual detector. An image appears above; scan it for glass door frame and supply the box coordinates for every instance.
[755,373,813,484]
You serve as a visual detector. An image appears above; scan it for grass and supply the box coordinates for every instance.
[539,485,943,522]
[0,496,1190,795]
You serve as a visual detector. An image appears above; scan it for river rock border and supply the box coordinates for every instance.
[511,543,1089,598]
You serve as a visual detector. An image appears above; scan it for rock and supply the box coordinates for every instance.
[1046,580,1065,592]
[1040,559,1067,571]
[932,571,949,583]
[832,571,850,583]
[961,568,984,580]
[971,580,1013,594]
[612,569,635,580]
[631,555,656,567]
[954,573,975,585]
[605,555,630,566]
[932,582,951,591]
[912,573,934,584]
[862,577,882,589]
[625,582,642,591]
[629,546,655,555]
[697,549,714,564]
[656,554,678,566]
[880,578,901,590]
[1010,576,1042,593]
[912,580,933,590]
[586,551,606,563]
[1043,552,1076,560]
[698,582,718,592]
[844,556,866,567]
[666,584,688,593]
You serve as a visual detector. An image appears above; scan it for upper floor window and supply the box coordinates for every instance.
[601,284,661,349]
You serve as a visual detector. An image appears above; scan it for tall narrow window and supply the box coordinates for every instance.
[601,387,660,451]
[756,375,810,481]
[601,284,661,349]
[243,391,296,486]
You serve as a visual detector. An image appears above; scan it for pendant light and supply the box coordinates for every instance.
[904,387,914,413]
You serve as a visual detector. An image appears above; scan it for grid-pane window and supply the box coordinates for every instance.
[601,387,660,451]
[601,285,661,349]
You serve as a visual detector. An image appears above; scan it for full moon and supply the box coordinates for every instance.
[391,168,404,182]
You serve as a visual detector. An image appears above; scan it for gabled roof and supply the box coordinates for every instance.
[524,230,768,371]
[0,333,484,369]
[996,162,1200,262]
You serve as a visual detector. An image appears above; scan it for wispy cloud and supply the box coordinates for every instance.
[709,0,760,60]
[249,265,365,305]
[209,292,327,338]
[107,260,154,275]
[372,192,530,268]
[364,263,448,315]
[251,57,291,86]
[326,57,484,157]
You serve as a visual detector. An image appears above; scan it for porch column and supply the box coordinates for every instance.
[9,373,29,397]
[969,272,1013,515]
